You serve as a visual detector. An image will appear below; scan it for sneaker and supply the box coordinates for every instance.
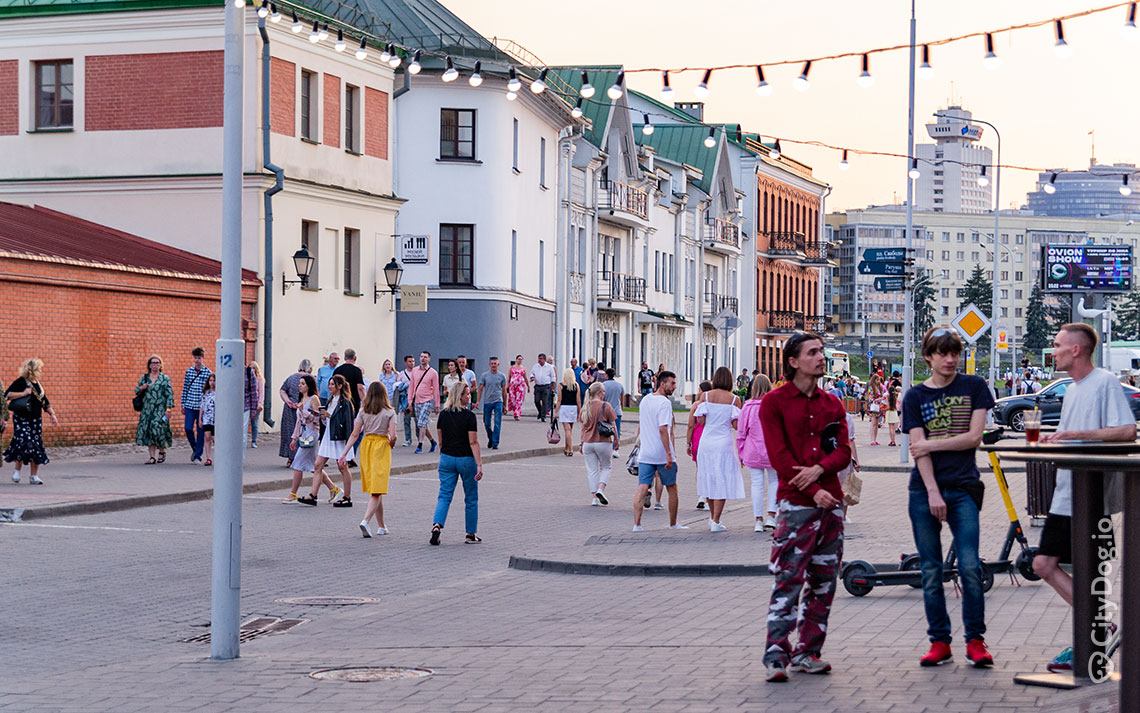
[920,641,953,667]
[359,521,372,538]
[643,492,652,509]
[764,514,778,530]
[595,490,609,506]
[632,524,644,532]
[709,520,727,533]
[765,662,788,682]
[755,520,766,532]
[281,493,298,504]
[612,451,620,458]
[592,497,600,506]
[789,654,831,674]
[965,639,993,668]
[402,441,411,448]
[251,442,258,449]
[30,476,43,485]
[429,441,437,453]
[488,439,493,449]
[696,498,706,510]
[328,486,343,504]
[430,525,441,546]
[415,444,423,454]
[11,472,19,484]
[1046,647,1072,673]
[375,527,389,536]
[653,501,664,511]
[668,524,690,530]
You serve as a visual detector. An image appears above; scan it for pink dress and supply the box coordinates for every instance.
[507,366,527,418]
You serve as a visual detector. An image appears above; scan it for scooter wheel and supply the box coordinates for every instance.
[980,561,995,593]
[1016,547,1041,581]
[900,554,923,589]
[842,560,874,597]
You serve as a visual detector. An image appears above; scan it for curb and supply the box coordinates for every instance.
[861,466,1026,474]
[4,437,637,522]
[508,556,905,578]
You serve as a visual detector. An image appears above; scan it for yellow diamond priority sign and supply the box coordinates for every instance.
[952,303,992,345]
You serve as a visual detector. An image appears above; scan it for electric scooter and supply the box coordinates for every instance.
[842,428,1040,597]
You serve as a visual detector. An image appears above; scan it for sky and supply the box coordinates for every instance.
[451,0,1140,213]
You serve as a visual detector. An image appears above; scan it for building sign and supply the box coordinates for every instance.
[399,234,430,265]
[1043,244,1132,292]
[399,285,427,312]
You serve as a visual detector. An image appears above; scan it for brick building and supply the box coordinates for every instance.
[0,202,259,446]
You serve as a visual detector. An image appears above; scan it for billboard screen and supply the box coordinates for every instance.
[1042,244,1133,292]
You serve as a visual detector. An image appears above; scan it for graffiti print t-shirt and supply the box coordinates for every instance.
[901,374,995,490]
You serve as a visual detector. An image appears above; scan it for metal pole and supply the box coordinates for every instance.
[211,2,245,661]
[901,0,916,465]
[992,131,1001,397]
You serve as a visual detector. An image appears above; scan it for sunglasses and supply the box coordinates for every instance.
[928,328,954,338]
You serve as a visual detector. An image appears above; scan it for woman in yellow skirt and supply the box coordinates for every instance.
[339,381,397,538]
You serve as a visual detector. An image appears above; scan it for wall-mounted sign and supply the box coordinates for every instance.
[400,285,427,312]
[1042,244,1132,292]
[399,234,430,265]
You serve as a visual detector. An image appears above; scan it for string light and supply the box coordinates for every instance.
[468,61,483,87]
[507,66,522,93]
[256,1,268,18]
[1121,174,1133,196]
[379,43,391,63]
[334,29,345,52]
[308,20,320,43]
[1053,19,1072,57]
[856,53,874,88]
[1043,173,1058,194]
[660,71,674,101]
[918,44,934,79]
[442,56,459,82]
[909,158,921,179]
[1124,2,1138,39]
[233,0,245,7]
[388,47,401,68]
[839,149,850,170]
[355,38,367,60]
[408,50,422,74]
[506,91,518,101]
[580,71,595,98]
[268,3,279,22]
[607,71,625,100]
[318,22,329,41]
[770,139,781,160]
[793,61,811,91]
[978,165,990,187]
[983,32,1001,69]
[704,128,716,148]
[693,68,712,99]
[642,114,654,135]
[754,66,771,96]
[530,67,548,94]
[290,11,302,33]
[571,98,583,118]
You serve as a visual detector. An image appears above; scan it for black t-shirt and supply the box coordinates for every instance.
[901,374,995,490]
[437,408,478,458]
[333,363,364,401]
[638,369,654,389]
[6,377,49,419]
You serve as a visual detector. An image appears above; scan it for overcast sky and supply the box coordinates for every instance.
[454,0,1139,212]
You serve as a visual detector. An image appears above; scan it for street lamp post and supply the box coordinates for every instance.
[976,231,1016,386]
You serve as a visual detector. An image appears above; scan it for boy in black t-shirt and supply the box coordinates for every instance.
[902,327,995,669]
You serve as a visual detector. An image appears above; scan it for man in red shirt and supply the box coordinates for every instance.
[759,332,850,682]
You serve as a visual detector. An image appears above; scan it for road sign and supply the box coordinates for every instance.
[862,247,908,263]
[873,276,907,292]
[996,328,1009,353]
[866,350,873,359]
[712,308,742,334]
[952,303,992,344]
[859,261,906,276]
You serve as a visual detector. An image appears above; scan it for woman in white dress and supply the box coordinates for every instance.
[694,366,744,531]
[299,374,356,507]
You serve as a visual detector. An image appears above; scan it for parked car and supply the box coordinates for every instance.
[992,377,1140,431]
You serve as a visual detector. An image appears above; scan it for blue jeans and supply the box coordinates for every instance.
[184,408,204,460]
[614,415,622,444]
[482,402,503,447]
[908,488,986,643]
[434,454,479,534]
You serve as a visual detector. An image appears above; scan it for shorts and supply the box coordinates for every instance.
[202,425,215,433]
[1038,514,1071,564]
[638,461,678,487]
[414,402,433,428]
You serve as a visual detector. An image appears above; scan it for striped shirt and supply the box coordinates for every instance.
[182,365,212,410]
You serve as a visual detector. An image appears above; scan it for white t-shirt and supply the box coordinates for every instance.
[530,363,557,385]
[1049,367,1134,516]
[638,393,675,465]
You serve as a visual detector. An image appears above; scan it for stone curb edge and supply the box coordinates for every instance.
[508,556,905,577]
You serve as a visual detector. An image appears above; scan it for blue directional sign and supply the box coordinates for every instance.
[866,350,873,359]
[862,247,908,263]
[874,276,907,291]
[859,261,906,276]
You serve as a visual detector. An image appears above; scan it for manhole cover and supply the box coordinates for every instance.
[309,666,433,682]
[274,596,379,606]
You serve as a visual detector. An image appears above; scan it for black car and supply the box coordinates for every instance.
[992,377,1140,431]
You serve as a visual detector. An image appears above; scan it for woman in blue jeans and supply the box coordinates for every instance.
[430,382,484,545]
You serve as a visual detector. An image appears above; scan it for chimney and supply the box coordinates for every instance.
[674,102,704,121]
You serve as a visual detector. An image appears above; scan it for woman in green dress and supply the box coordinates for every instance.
[135,355,174,464]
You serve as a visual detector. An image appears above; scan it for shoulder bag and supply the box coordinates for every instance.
[625,444,640,476]
[547,417,561,444]
[9,382,39,417]
[133,376,147,412]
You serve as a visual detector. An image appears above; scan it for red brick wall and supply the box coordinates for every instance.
[270,57,295,136]
[364,87,388,160]
[0,257,258,446]
[85,51,223,131]
[323,73,340,148]
[0,60,16,135]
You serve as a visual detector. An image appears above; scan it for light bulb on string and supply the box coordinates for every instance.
[704,128,716,149]
[334,29,346,52]
[408,50,422,75]
[256,1,268,18]
[1043,173,1058,194]
[468,61,483,87]
[1053,19,1072,58]
[918,44,934,80]
[579,71,594,99]
[642,114,654,136]
[506,91,518,101]
[977,165,990,187]
[442,56,459,82]
[355,38,368,61]
[754,65,771,97]
[291,11,302,32]
[693,68,711,99]
[1121,175,1133,197]
[233,0,245,8]
[507,65,521,93]
[318,23,329,41]
[308,20,320,43]
[857,53,874,88]
[839,150,850,171]
[660,71,674,101]
[269,3,280,22]
[909,158,921,180]
[793,61,811,91]
[388,47,401,68]
[379,43,391,63]
[983,33,1000,70]
[571,98,583,119]
[1124,3,1138,40]
[607,71,625,100]
[530,68,548,94]
[769,140,781,160]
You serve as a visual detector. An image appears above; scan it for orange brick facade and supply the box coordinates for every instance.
[0,59,16,135]
[322,73,340,148]
[270,57,295,136]
[0,257,259,446]
[85,51,223,131]
[364,86,388,159]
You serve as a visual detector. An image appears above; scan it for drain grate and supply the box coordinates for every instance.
[274,596,379,606]
[309,666,433,682]
[183,616,307,644]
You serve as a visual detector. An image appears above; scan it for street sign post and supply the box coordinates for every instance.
[866,350,873,359]
[863,247,908,263]
[952,303,992,344]
[859,261,907,276]
[874,276,907,292]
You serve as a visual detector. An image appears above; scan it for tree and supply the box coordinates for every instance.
[1046,293,1072,331]
[959,264,993,351]
[1024,284,1052,352]
[1113,289,1140,341]
[912,268,935,342]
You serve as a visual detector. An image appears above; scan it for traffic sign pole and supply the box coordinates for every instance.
[901,0,916,466]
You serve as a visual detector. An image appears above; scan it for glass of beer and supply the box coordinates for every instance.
[1023,409,1042,445]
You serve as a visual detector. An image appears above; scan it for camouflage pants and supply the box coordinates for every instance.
[763,501,845,666]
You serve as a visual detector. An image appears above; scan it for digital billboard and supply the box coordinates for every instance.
[1042,244,1133,292]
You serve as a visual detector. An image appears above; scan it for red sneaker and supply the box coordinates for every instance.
[966,639,993,668]
[920,641,953,667]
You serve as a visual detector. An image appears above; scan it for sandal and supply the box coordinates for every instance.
[145,457,157,465]
[296,493,318,506]
[204,459,212,466]
[332,497,352,508]
[281,492,298,504]
[430,524,442,546]
[157,451,166,463]
[328,486,343,504]
[465,533,482,544]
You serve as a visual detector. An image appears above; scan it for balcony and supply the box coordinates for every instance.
[598,180,648,225]
[805,314,833,334]
[703,216,741,253]
[802,241,832,265]
[768,309,805,333]
[704,293,739,319]
[598,271,646,306]
[763,231,831,266]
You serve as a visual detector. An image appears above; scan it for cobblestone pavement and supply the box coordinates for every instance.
[1,421,1123,713]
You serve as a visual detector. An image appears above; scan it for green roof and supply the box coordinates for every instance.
[634,124,719,194]
[627,89,704,125]
[549,66,622,149]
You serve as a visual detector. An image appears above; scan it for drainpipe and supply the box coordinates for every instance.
[554,127,573,368]
[590,167,600,358]
[258,16,283,427]
[390,70,410,355]
[818,185,833,331]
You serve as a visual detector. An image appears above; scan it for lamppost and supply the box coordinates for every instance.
[936,111,1001,395]
[374,257,404,305]
[281,247,315,294]
[975,231,1016,384]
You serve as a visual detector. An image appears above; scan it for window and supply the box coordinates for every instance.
[654,251,660,291]
[34,60,73,129]
[512,118,519,171]
[1000,271,1008,281]
[957,232,965,242]
[1015,289,1023,299]
[941,288,949,298]
[972,251,980,261]
[539,137,546,187]
[1015,271,1023,282]
[300,70,315,140]
[440,109,475,159]
[926,250,934,260]
[439,224,474,286]
[941,250,950,260]
[1016,234,1025,244]
[578,227,586,274]
[343,228,360,293]
[668,254,674,293]
[942,232,951,242]
[941,269,950,279]
[539,240,545,298]
[956,270,965,279]
[956,251,964,260]
[300,220,319,288]
[942,306,950,316]
[344,85,359,152]
[1000,289,1009,299]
